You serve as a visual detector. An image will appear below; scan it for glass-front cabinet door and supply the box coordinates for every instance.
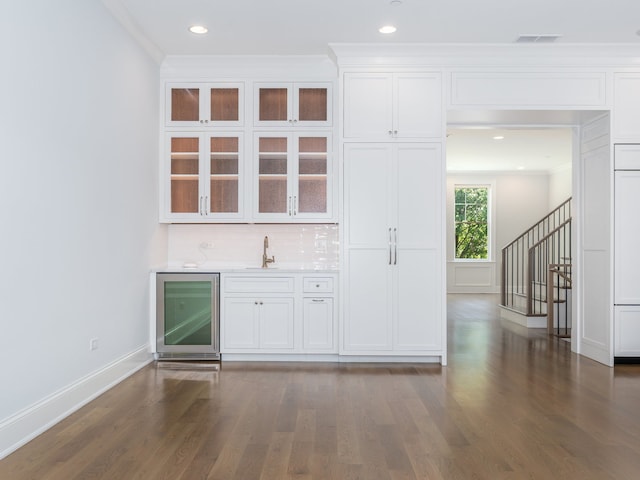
[254,132,332,221]
[209,135,242,216]
[168,135,201,215]
[164,133,244,221]
[166,83,244,127]
[257,135,289,216]
[254,83,332,127]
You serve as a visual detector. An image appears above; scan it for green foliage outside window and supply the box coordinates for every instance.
[455,187,489,259]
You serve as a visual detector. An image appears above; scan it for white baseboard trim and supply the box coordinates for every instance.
[221,353,341,362]
[499,306,547,328]
[221,353,445,364]
[0,344,153,460]
[337,355,443,364]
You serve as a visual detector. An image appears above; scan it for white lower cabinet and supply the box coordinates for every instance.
[223,297,294,350]
[303,297,334,351]
[615,306,640,357]
[259,298,295,349]
[221,272,337,356]
[223,297,260,349]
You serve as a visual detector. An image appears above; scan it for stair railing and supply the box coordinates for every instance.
[527,219,572,316]
[501,198,571,315]
[547,264,572,337]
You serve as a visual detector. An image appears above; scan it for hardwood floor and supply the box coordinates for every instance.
[3,294,640,479]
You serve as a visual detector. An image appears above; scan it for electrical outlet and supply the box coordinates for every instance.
[90,338,99,351]
[200,241,215,249]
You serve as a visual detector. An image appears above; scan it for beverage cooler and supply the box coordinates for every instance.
[155,273,220,360]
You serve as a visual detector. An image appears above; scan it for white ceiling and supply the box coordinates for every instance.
[445,110,599,172]
[107,0,623,173]
[112,0,640,56]
[446,127,573,173]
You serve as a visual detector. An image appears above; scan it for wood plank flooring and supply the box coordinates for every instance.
[3,294,640,479]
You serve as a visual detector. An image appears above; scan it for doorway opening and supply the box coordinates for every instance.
[444,109,609,360]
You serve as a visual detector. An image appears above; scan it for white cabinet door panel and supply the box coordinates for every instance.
[223,298,259,349]
[396,144,442,249]
[615,170,640,304]
[614,74,640,142]
[395,249,442,351]
[395,73,442,139]
[303,298,334,351]
[344,249,392,351]
[259,298,295,349]
[343,74,393,139]
[344,72,442,140]
[615,306,640,356]
[344,144,392,247]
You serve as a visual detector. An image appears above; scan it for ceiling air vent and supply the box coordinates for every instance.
[516,34,562,43]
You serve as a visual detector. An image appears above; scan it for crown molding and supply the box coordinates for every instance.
[329,43,640,68]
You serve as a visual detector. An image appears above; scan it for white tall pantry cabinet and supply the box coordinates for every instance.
[340,70,446,362]
[614,144,640,357]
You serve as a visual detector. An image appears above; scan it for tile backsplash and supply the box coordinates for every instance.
[167,224,339,270]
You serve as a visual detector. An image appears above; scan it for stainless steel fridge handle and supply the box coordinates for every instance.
[388,227,392,265]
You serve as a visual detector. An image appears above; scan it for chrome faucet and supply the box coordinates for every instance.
[262,236,275,268]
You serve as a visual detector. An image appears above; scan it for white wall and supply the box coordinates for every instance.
[549,164,573,207]
[447,173,551,292]
[0,0,163,455]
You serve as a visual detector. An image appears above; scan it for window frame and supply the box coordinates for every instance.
[453,183,493,262]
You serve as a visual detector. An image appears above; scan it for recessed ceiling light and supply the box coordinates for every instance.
[517,166,525,170]
[189,25,208,34]
[379,25,397,34]
[493,135,505,140]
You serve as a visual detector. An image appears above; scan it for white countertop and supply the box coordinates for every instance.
[153,264,339,274]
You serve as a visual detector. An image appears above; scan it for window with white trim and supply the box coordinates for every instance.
[454,185,490,260]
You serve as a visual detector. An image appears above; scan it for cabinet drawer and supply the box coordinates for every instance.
[224,276,295,293]
[303,277,334,293]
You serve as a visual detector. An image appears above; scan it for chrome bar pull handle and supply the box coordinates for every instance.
[388,227,392,265]
[199,196,204,216]
[288,196,292,216]
[293,195,297,215]
[393,227,398,265]
[205,196,209,215]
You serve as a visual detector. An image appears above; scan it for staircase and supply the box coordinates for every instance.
[500,198,572,336]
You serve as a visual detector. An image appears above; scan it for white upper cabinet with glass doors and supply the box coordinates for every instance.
[254,132,332,222]
[254,83,332,127]
[162,133,245,222]
[165,83,244,127]
[343,72,442,141]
